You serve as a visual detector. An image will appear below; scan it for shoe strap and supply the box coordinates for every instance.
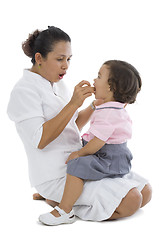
[54,206,66,216]
[54,206,74,217]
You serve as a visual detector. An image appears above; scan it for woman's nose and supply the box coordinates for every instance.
[62,61,69,70]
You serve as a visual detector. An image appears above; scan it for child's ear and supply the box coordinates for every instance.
[110,82,116,93]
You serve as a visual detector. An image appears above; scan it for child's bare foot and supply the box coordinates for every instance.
[33,193,45,200]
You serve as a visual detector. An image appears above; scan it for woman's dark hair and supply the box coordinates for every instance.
[22,26,71,64]
[104,60,142,104]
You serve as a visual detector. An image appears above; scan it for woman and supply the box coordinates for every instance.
[7,26,152,223]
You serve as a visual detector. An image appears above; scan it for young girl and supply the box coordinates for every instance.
[39,60,142,226]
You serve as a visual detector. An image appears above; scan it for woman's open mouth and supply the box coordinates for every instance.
[58,73,66,79]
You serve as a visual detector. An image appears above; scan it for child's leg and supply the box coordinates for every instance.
[50,174,83,217]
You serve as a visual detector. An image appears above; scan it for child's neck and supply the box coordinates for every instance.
[103,96,115,103]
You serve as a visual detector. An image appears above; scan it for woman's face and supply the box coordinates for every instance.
[40,41,72,83]
[93,65,114,102]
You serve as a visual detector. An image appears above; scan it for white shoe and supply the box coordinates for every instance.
[39,206,75,226]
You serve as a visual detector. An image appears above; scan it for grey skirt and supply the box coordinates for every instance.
[67,139,133,180]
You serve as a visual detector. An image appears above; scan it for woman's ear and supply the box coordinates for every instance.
[35,52,43,66]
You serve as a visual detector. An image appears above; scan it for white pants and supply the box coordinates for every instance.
[35,171,148,221]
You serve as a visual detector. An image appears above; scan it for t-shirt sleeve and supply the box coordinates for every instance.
[89,110,115,142]
[7,86,44,123]
[7,86,45,148]
[16,117,44,148]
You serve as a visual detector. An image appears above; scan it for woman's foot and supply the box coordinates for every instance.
[33,193,59,208]
[33,193,45,200]
[46,199,59,208]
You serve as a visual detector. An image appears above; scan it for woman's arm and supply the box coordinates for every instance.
[38,102,78,149]
[66,136,105,163]
[38,81,94,149]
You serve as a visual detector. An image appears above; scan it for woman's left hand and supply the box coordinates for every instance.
[65,151,80,164]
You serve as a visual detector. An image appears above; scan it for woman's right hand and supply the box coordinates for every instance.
[70,80,94,108]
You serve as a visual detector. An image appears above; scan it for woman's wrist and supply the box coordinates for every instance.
[68,100,79,111]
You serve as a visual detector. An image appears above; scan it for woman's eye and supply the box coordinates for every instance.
[57,59,63,61]
[67,58,71,62]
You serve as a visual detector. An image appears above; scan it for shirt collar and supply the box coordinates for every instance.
[23,69,53,89]
[96,101,125,110]
[23,69,67,99]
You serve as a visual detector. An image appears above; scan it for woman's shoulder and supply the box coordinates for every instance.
[10,70,43,98]
[7,80,43,123]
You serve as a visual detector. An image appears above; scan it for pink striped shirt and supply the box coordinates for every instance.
[82,101,132,144]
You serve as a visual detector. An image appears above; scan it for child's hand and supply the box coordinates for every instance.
[65,151,80,164]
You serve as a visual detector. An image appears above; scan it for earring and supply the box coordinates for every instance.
[38,64,41,69]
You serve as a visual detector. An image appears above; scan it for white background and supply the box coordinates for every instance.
[1,0,159,239]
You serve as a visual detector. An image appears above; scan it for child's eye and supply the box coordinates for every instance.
[57,59,63,61]
[67,58,71,62]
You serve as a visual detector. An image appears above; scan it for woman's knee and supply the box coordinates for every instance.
[115,188,142,218]
[125,188,143,215]
[141,183,152,208]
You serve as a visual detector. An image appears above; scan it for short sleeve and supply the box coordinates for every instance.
[7,86,45,148]
[89,109,115,142]
[7,86,44,123]
[16,117,44,148]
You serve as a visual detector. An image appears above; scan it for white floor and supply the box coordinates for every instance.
[1,183,158,240]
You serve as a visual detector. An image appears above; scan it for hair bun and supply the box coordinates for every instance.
[22,27,71,64]
[22,29,41,58]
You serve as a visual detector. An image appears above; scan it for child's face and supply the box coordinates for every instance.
[94,65,114,101]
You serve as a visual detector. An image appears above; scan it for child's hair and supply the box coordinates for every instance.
[22,26,71,65]
[104,60,142,104]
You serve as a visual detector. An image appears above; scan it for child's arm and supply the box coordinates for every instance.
[78,137,105,156]
[76,104,94,131]
[65,137,105,164]
[76,99,105,131]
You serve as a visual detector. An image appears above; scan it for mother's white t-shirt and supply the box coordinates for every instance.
[7,70,82,187]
